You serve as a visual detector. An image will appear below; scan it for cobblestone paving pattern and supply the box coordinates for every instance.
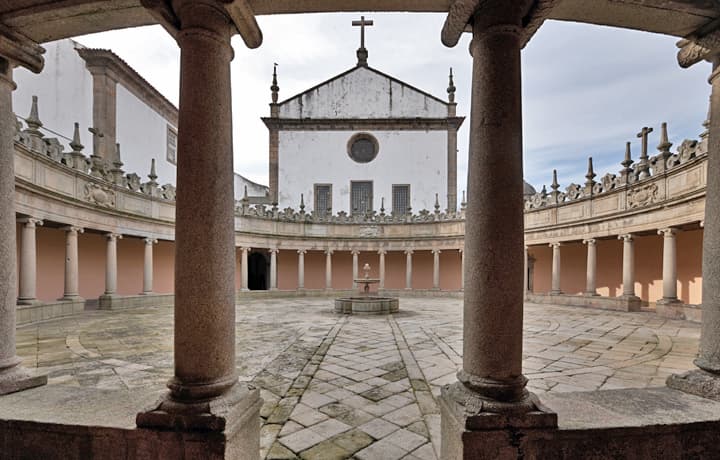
[15,298,700,459]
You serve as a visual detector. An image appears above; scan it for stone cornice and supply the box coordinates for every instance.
[261,117,465,131]
[0,23,44,73]
[76,47,178,126]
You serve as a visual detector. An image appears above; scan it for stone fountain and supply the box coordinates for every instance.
[334,263,399,314]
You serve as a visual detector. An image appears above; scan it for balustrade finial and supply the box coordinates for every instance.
[447,67,456,103]
[70,122,83,152]
[270,63,279,104]
[25,95,43,135]
[657,122,673,159]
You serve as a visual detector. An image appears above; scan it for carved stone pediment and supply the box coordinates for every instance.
[84,182,116,208]
[627,183,658,209]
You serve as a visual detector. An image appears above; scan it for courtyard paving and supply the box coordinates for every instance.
[14,297,701,459]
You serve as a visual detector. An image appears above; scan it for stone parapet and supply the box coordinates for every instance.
[527,293,642,312]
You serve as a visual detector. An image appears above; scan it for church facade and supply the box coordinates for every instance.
[264,35,463,215]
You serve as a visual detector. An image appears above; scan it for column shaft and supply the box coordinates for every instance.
[170,3,238,399]
[325,250,332,290]
[241,247,249,291]
[432,249,441,290]
[698,61,720,372]
[104,233,121,295]
[143,238,157,294]
[17,218,42,304]
[405,250,413,290]
[270,249,278,291]
[550,243,562,294]
[584,239,597,295]
[659,228,678,302]
[297,250,306,290]
[61,226,83,299]
[352,251,359,289]
[619,234,636,297]
[0,55,47,394]
[378,250,386,290]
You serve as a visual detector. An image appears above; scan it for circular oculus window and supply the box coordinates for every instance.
[347,133,379,163]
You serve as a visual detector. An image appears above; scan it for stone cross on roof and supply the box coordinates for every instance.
[352,16,373,67]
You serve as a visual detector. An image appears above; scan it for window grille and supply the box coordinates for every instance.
[314,184,332,216]
[351,181,373,215]
[392,185,410,216]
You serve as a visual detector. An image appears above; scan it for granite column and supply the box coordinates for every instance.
[103,233,121,296]
[61,226,83,300]
[297,249,306,290]
[324,249,333,290]
[136,1,261,447]
[142,238,157,294]
[619,234,637,298]
[17,217,42,305]
[240,247,249,291]
[352,250,360,289]
[405,249,413,290]
[269,248,278,291]
[0,40,47,395]
[550,242,562,294]
[440,10,554,458]
[583,238,598,296]
[378,249,386,290]
[658,228,679,303]
[432,249,441,290]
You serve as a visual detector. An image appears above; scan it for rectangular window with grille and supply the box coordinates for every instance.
[314,184,332,216]
[166,125,177,165]
[392,184,410,216]
[351,181,373,216]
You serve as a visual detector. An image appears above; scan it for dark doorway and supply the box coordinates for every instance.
[248,251,269,290]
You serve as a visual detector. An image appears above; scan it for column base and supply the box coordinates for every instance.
[583,291,599,297]
[440,380,557,460]
[137,384,262,459]
[16,297,42,306]
[656,297,682,305]
[0,357,47,395]
[59,295,84,302]
[140,291,154,296]
[549,290,563,295]
[667,368,720,402]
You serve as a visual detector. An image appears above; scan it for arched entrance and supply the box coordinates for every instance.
[248,251,269,290]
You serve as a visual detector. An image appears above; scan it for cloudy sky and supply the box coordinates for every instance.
[77,13,712,193]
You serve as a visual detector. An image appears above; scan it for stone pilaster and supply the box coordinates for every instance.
[583,238,598,296]
[668,58,720,401]
[16,217,42,305]
[550,242,562,294]
[297,249,306,290]
[324,249,333,290]
[136,3,262,455]
[142,238,158,294]
[439,8,555,459]
[352,250,360,289]
[0,30,47,395]
[270,248,279,291]
[404,249,413,290]
[658,228,680,304]
[378,249,386,290]
[618,234,638,299]
[240,247,249,292]
[432,249,441,290]
[61,226,84,301]
[103,233,122,296]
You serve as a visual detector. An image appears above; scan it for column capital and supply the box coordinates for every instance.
[324,248,333,256]
[351,249,361,256]
[61,226,84,234]
[144,237,159,245]
[269,247,280,254]
[582,238,596,245]
[18,217,43,228]
[549,242,562,248]
[0,24,45,74]
[106,232,122,241]
[618,233,634,242]
[459,247,464,254]
[377,249,387,255]
[297,249,307,255]
[240,246,250,253]
[404,249,414,255]
[658,227,678,237]
[432,248,442,255]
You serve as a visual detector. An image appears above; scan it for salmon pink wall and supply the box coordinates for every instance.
[153,240,174,294]
[440,250,462,290]
[35,226,64,301]
[77,232,107,299]
[385,251,406,289]
[331,251,353,289]
[530,229,704,304]
[278,250,299,290]
[304,251,325,290]
[413,251,433,289]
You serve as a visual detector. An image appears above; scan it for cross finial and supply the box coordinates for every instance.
[636,126,654,160]
[352,16,374,67]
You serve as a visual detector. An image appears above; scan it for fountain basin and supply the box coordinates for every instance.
[334,296,399,315]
